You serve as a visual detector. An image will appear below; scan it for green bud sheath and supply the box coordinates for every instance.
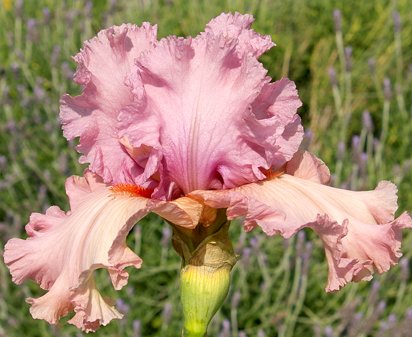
[181,264,231,337]
[172,212,238,337]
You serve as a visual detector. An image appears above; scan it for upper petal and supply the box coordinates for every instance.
[123,34,267,194]
[121,28,302,194]
[4,174,149,331]
[244,79,304,171]
[203,12,274,57]
[60,15,302,196]
[60,23,158,186]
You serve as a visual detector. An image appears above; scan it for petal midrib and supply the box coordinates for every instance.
[187,80,202,193]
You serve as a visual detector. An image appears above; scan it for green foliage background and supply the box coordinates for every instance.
[0,0,411,336]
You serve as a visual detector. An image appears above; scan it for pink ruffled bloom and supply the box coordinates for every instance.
[4,13,411,332]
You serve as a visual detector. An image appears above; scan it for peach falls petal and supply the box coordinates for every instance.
[4,172,202,331]
[190,150,412,292]
[3,12,411,334]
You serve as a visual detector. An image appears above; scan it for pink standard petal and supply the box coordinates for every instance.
[4,174,149,331]
[244,79,304,171]
[190,151,412,291]
[121,29,302,194]
[60,23,158,186]
[203,12,274,57]
[60,14,302,196]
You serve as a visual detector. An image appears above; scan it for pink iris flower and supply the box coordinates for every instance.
[4,13,411,332]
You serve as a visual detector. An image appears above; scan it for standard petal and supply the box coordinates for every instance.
[61,15,302,196]
[191,171,411,291]
[4,174,149,331]
[121,29,302,194]
[123,35,267,194]
[203,12,274,57]
[244,79,304,171]
[60,23,158,186]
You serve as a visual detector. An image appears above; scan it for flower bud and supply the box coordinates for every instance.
[181,264,231,337]
[173,217,237,337]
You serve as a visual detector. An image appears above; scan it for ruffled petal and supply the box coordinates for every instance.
[244,79,304,171]
[65,171,106,209]
[60,23,158,186]
[4,172,149,331]
[203,12,274,57]
[68,278,123,332]
[121,28,302,194]
[190,152,411,291]
[307,215,370,292]
[60,15,301,195]
[122,35,265,193]
[285,150,330,184]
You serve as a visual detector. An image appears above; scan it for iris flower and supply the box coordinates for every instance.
[4,13,411,334]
